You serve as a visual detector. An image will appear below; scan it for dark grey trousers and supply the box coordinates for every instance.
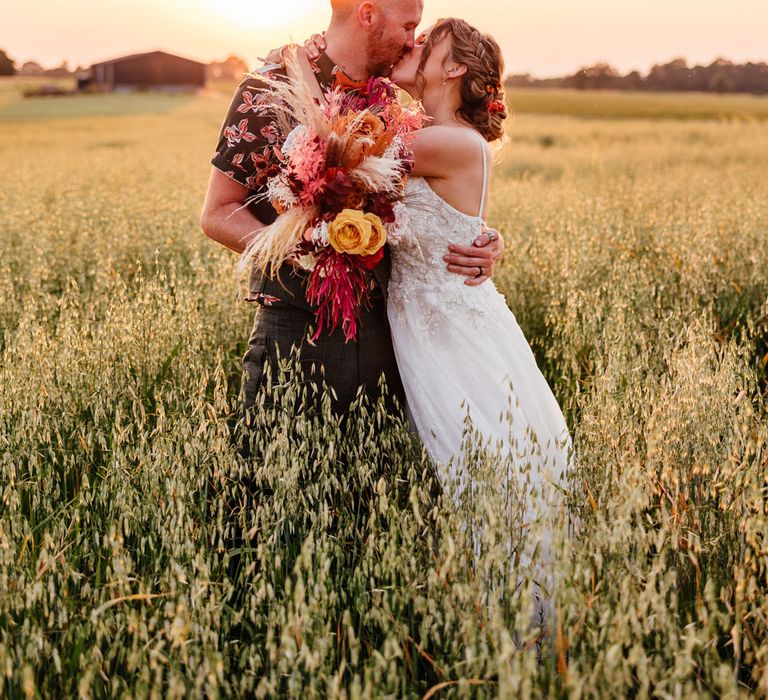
[241,292,405,418]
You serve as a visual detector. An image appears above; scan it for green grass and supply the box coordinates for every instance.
[0,77,200,121]
[1,88,767,697]
[0,92,201,121]
[5,77,768,122]
[0,76,74,109]
[506,86,768,120]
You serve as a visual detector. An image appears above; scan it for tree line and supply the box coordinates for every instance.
[507,57,768,94]
[4,48,767,94]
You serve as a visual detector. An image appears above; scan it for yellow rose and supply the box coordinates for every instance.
[327,210,387,256]
[362,212,387,255]
[328,209,372,255]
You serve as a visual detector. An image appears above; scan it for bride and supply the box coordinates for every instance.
[385,20,573,619]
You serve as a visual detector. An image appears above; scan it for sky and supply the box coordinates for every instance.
[2,0,767,77]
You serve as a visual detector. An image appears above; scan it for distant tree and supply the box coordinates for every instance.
[645,58,692,91]
[44,60,72,77]
[709,68,736,93]
[621,70,644,90]
[208,55,249,80]
[19,60,44,76]
[565,63,621,90]
[0,49,16,76]
[502,55,768,94]
[738,61,768,94]
[505,73,534,88]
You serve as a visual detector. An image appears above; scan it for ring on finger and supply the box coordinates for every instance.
[487,229,496,242]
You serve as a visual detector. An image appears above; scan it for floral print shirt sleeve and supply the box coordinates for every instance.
[210,74,282,191]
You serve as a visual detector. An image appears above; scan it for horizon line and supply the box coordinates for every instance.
[11,48,768,81]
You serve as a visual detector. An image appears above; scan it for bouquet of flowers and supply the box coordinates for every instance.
[237,49,425,342]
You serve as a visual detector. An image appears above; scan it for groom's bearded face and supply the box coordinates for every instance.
[366,20,406,77]
[363,1,422,77]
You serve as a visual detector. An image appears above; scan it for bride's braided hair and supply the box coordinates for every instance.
[415,18,508,142]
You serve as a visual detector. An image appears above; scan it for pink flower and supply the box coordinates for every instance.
[322,88,347,120]
[284,128,326,202]
[365,77,397,109]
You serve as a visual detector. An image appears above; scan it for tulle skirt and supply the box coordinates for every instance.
[387,285,573,580]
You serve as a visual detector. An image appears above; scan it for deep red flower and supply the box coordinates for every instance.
[366,193,396,223]
[359,247,385,270]
[318,168,354,214]
[250,152,271,170]
[305,250,369,343]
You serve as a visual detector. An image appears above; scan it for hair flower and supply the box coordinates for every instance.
[487,98,507,115]
[485,80,502,95]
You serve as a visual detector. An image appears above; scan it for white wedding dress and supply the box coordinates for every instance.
[387,131,572,574]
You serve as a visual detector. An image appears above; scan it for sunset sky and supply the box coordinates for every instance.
[2,0,767,77]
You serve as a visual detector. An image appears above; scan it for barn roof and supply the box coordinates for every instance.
[91,50,206,69]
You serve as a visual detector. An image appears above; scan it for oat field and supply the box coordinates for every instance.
[1,78,768,698]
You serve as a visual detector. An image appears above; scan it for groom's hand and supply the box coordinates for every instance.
[443,226,505,286]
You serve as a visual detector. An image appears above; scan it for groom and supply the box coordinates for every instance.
[200,0,505,418]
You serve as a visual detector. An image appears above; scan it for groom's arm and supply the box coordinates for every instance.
[201,73,281,253]
[200,170,266,254]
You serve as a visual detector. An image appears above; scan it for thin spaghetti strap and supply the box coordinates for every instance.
[476,131,489,218]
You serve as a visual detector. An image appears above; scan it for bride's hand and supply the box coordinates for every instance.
[261,31,324,69]
[261,41,302,67]
[443,225,505,287]
[303,32,327,61]
[261,46,285,66]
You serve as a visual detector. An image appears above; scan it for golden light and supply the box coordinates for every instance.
[205,0,318,30]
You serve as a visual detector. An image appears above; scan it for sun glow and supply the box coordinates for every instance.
[206,0,318,30]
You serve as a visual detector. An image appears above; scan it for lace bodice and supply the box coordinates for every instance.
[388,169,508,339]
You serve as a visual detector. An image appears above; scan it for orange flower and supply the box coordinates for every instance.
[334,112,387,167]
[345,185,368,210]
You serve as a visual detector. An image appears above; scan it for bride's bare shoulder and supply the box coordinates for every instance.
[407,126,485,177]
[422,125,484,153]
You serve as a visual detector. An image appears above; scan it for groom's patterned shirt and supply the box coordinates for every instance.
[210,52,337,228]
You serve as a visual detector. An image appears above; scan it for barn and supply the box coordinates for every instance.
[88,50,206,92]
